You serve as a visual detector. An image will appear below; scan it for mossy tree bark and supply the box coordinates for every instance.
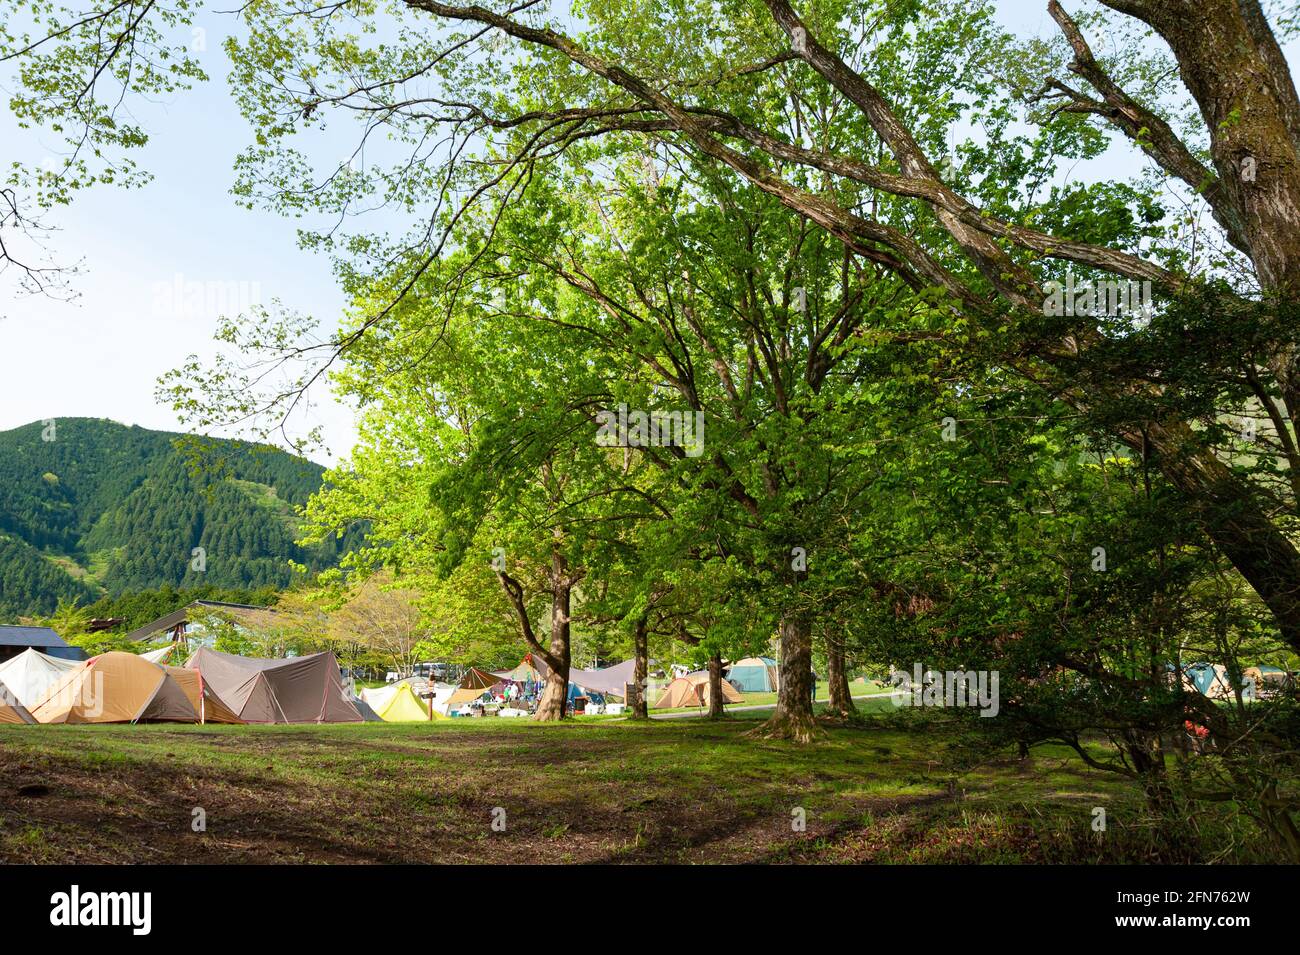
[706,653,725,719]
[629,615,649,720]
[825,629,855,718]
[752,614,820,742]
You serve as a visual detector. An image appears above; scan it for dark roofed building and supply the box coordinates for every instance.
[0,625,86,662]
[126,600,274,645]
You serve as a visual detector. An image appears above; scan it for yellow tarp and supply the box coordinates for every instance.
[377,682,442,721]
[446,686,490,709]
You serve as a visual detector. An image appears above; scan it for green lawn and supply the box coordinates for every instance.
[0,709,1232,864]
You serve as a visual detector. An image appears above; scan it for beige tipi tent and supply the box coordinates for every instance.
[29,652,221,724]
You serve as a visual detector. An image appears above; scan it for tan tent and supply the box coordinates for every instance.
[185,647,362,723]
[494,654,548,683]
[1244,666,1288,687]
[446,686,491,709]
[164,665,244,724]
[653,673,744,708]
[0,676,35,724]
[30,652,209,724]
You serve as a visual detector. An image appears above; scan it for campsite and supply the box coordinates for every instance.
[0,0,1298,909]
[0,629,1293,865]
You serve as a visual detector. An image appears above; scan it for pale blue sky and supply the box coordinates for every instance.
[0,2,1294,465]
[0,13,356,464]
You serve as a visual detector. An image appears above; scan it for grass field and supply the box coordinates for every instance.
[0,706,1207,864]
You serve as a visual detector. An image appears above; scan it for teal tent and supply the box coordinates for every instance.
[1184,663,1216,694]
[727,656,778,692]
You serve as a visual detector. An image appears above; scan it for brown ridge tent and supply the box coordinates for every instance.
[0,676,35,724]
[185,647,362,723]
[446,666,508,710]
[29,652,225,724]
[653,672,744,709]
[461,667,501,690]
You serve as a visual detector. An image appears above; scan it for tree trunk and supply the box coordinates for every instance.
[533,550,574,722]
[751,614,820,742]
[629,616,649,720]
[1139,422,1300,653]
[826,630,855,718]
[535,667,569,721]
[706,653,725,719]
[1099,1,1300,423]
[1106,0,1300,295]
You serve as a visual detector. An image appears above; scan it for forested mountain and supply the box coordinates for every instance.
[0,418,359,618]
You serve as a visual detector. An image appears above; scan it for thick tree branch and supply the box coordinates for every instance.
[1046,0,1250,253]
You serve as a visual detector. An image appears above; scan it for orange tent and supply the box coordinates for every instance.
[29,652,242,724]
[164,665,244,724]
[653,673,744,708]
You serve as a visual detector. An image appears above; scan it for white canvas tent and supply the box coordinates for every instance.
[0,648,81,709]
[359,682,404,712]
[0,675,35,723]
[360,677,454,713]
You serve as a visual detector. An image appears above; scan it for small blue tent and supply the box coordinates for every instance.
[566,681,605,714]
[567,682,604,705]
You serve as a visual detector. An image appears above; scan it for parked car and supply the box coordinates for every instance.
[387,662,453,683]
